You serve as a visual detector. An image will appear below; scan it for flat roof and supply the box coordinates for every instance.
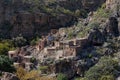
[23,56,33,58]
[60,37,87,43]
[8,51,16,54]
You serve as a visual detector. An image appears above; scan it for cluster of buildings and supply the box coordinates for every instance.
[8,46,35,71]
[8,29,89,70]
[36,35,88,60]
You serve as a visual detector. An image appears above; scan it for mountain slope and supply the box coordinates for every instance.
[0,0,105,39]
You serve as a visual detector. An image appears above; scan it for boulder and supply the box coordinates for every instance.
[105,17,119,37]
[88,28,105,46]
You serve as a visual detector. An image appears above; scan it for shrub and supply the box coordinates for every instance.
[0,43,9,55]
[84,56,119,80]
[100,75,114,80]
[30,39,37,46]
[94,4,111,19]
[16,67,27,80]
[39,66,48,74]
[75,77,88,80]
[77,21,99,38]
[23,70,39,80]
[30,37,40,46]
[67,31,74,39]
[30,57,36,63]
[39,66,48,70]
[87,22,99,28]
[75,9,81,17]
[12,36,27,47]
[57,73,67,80]
[0,40,15,55]
[16,67,56,80]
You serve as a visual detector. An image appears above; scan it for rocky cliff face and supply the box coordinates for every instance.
[105,0,120,35]
[1,0,120,80]
[57,0,105,11]
[0,0,105,38]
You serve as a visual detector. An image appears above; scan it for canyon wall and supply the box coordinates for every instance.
[0,0,105,38]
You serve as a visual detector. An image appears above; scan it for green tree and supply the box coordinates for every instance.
[85,56,118,80]
[0,42,10,55]
[0,55,15,72]
[0,40,15,55]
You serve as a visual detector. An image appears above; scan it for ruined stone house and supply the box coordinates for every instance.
[8,47,34,70]
[36,37,88,59]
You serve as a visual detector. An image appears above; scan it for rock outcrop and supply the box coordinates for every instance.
[0,72,19,80]
[88,28,105,46]
[57,0,105,11]
[105,17,119,37]
[81,0,105,11]
[105,0,120,35]
[41,58,94,79]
